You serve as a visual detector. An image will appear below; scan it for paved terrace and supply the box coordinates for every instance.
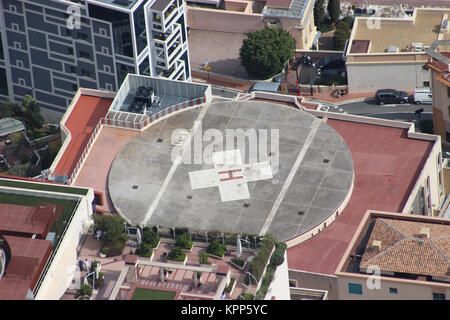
[53,95,113,177]
[287,119,434,275]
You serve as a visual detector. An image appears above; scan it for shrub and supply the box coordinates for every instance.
[75,284,92,300]
[167,247,186,262]
[199,252,211,265]
[94,214,127,257]
[239,293,254,300]
[101,247,109,255]
[244,237,275,285]
[327,0,341,23]
[175,233,193,250]
[270,242,287,266]
[135,242,153,258]
[142,228,160,248]
[231,257,245,268]
[224,278,236,293]
[333,20,351,51]
[207,240,226,257]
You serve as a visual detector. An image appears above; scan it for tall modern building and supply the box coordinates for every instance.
[0,0,191,119]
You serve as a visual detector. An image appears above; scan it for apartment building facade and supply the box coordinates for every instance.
[0,0,190,118]
[426,40,450,145]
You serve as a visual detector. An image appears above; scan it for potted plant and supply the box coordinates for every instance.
[99,246,109,258]
[75,284,92,300]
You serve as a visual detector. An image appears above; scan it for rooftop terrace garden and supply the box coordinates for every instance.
[131,288,177,300]
[0,179,89,195]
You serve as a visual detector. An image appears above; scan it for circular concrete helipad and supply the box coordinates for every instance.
[108,101,354,242]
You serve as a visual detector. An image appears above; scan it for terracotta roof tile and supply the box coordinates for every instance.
[360,218,450,279]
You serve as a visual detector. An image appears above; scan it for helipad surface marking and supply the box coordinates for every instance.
[189,149,273,202]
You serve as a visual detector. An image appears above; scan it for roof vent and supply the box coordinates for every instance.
[372,240,382,250]
[418,227,430,239]
[411,42,422,52]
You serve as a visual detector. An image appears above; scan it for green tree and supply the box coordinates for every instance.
[94,214,126,243]
[175,232,193,250]
[333,20,351,50]
[22,95,44,129]
[239,27,295,80]
[327,0,341,23]
[141,228,160,248]
[314,0,325,27]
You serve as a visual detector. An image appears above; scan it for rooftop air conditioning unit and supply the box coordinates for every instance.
[387,46,398,53]
[442,19,449,32]
[411,42,423,52]
[372,240,382,250]
[418,227,430,239]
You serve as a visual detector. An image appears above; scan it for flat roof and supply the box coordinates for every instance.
[89,0,140,10]
[343,0,450,7]
[348,9,450,54]
[263,0,308,18]
[0,203,62,238]
[265,0,293,9]
[0,235,52,300]
[107,101,354,242]
[287,120,434,275]
[52,95,113,178]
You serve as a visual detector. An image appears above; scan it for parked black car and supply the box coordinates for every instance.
[375,89,410,105]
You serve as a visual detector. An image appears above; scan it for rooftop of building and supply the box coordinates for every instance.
[88,0,141,10]
[426,40,450,87]
[0,177,91,299]
[263,0,309,18]
[347,8,450,55]
[286,119,436,275]
[338,211,450,284]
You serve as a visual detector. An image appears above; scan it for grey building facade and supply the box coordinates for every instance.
[0,0,190,117]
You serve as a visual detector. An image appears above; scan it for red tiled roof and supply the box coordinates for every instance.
[287,120,434,275]
[0,235,52,299]
[53,95,113,177]
[360,218,450,278]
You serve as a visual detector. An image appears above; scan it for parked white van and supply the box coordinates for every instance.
[414,87,433,104]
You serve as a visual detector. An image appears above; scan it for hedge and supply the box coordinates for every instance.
[244,236,275,285]
[207,240,226,257]
[167,247,186,262]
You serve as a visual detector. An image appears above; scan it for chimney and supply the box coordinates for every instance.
[418,227,430,239]
[372,240,382,250]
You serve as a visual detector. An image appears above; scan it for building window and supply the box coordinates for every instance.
[81,69,92,78]
[422,65,429,71]
[18,78,26,86]
[13,41,21,50]
[348,283,362,295]
[99,28,107,36]
[9,5,17,13]
[432,293,445,300]
[289,280,297,287]
[16,60,23,68]
[77,32,89,41]
[73,84,78,91]
[11,23,19,31]
[79,50,90,59]
[105,83,113,91]
[389,287,398,294]
[101,47,109,55]
[104,65,111,73]
[423,81,430,87]
[70,66,77,74]
[68,47,74,55]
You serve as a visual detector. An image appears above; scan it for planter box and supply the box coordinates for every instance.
[207,253,224,260]
[167,255,188,266]
[229,260,246,271]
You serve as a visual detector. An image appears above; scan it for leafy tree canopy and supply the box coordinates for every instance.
[239,27,295,80]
